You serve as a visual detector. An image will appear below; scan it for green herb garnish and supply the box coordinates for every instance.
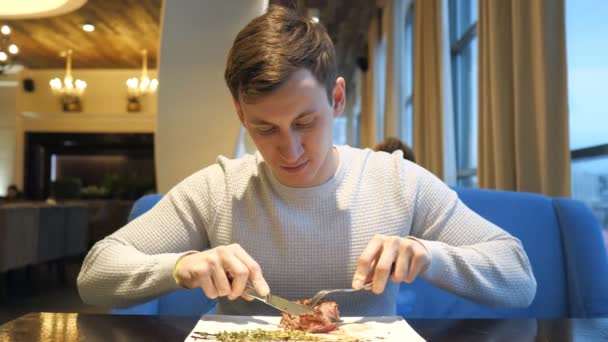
[192,328,321,341]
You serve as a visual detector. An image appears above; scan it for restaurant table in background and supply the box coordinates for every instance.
[0,312,607,341]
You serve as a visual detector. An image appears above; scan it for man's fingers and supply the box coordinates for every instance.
[198,267,218,299]
[391,247,410,283]
[225,262,249,300]
[210,261,231,297]
[233,245,270,296]
[353,236,383,289]
[405,251,429,283]
[371,240,398,294]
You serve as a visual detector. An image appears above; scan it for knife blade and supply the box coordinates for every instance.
[244,285,313,316]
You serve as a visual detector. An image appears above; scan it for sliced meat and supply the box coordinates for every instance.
[280,299,340,333]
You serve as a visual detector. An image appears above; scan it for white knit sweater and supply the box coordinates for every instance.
[77,145,536,316]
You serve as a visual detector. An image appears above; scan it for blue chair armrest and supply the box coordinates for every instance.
[111,299,159,315]
[553,198,608,317]
[111,289,218,316]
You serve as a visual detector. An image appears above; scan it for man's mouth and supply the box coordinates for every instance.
[281,160,309,173]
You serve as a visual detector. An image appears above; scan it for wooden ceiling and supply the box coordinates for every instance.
[3,0,162,69]
[2,0,374,76]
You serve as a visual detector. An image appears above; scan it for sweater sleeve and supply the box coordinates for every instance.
[407,165,537,307]
[77,164,226,308]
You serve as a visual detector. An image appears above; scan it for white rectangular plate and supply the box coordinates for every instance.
[185,315,425,341]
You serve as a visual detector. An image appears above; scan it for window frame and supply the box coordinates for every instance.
[449,0,478,187]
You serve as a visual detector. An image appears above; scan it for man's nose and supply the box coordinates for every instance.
[279,131,303,163]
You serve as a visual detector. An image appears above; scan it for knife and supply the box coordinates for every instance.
[244,285,313,316]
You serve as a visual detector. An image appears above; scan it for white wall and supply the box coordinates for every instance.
[155,0,268,192]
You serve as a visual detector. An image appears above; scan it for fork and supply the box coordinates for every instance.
[308,281,373,308]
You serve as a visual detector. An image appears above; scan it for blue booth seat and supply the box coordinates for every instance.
[400,188,608,318]
[112,189,608,318]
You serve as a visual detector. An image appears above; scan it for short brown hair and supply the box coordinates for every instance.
[224,5,337,104]
[373,137,416,163]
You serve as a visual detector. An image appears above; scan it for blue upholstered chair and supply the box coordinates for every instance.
[399,187,608,318]
[111,194,217,316]
[112,189,608,318]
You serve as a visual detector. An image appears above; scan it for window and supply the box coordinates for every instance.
[332,116,348,145]
[375,10,387,142]
[449,0,478,187]
[402,3,414,147]
[567,0,608,240]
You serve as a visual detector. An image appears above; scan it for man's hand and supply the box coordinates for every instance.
[352,235,431,294]
[175,243,270,301]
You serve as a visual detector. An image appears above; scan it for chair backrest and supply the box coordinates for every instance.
[116,189,608,318]
[112,194,217,316]
[127,194,163,221]
[399,187,608,318]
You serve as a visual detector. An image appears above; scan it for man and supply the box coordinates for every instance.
[5,184,22,201]
[78,6,536,316]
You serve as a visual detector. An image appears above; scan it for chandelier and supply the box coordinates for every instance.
[49,49,87,112]
[126,49,158,112]
[0,24,19,74]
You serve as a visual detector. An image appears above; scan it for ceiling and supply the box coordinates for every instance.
[3,0,162,69]
[2,0,374,77]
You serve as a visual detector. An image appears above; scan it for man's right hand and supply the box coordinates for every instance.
[175,243,270,301]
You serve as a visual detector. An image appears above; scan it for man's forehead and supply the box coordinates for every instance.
[238,68,328,103]
[246,109,317,125]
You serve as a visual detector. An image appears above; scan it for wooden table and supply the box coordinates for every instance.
[1,312,607,341]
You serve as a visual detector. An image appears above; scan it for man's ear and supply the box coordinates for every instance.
[332,77,346,118]
[232,97,245,125]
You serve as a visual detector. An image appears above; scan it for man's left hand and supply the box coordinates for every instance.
[352,235,431,294]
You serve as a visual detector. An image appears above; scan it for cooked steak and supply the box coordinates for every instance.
[279,299,340,333]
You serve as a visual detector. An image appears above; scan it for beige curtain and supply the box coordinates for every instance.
[359,11,380,148]
[383,0,407,138]
[478,0,571,196]
[413,0,444,177]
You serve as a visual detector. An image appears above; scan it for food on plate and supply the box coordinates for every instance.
[191,300,343,340]
[191,328,320,341]
[280,300,340,333]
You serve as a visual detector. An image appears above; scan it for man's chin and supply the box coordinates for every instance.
[277,177,312,188]
[274,170,315,188]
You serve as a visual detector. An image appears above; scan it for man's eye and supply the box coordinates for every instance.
[257,127,276,135]
[295,119,315,128]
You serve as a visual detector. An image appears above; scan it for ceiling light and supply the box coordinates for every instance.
[0,0,87,20]
[82,22,94,32]
[0,24,19,74]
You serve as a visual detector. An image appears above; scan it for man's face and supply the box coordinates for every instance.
[235,69,345,188]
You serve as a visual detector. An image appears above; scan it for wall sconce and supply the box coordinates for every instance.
[49,49,87,112]
[126,49,158,112]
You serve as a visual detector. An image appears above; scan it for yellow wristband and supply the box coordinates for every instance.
[173,252,196,287]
